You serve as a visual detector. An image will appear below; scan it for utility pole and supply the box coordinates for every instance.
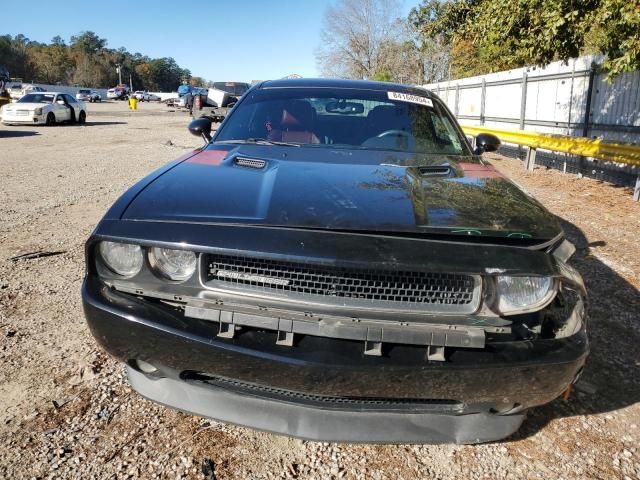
[116,63,122,85]
[130,73,133,92]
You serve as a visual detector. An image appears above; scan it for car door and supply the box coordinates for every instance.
[53,95,70,121]
[64,94,82,120]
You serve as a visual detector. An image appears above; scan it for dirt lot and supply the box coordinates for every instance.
[1,102,639,479]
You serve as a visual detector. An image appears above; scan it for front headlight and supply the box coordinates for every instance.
[99,241,143,277]
[149,247,196,281]
[493,275,556,315]
[34,107,43,115]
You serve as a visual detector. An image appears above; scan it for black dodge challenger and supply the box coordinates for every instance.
[82,78,588,444]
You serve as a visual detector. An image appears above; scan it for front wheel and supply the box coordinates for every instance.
[45,112,56,126]
[79,111,86,124]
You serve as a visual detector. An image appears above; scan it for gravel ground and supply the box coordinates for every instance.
[0,102,638,479]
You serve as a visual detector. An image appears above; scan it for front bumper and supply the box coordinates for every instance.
[1,114,43,124]
[127,366,524,443]
[83,276,588,443]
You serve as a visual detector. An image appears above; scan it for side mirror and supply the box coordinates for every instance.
[473,133,500,154]
[188,117,212,142]
[56,99,65,105]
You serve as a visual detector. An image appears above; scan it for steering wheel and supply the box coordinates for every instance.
[370,129,415,150]
[376,129,411,139]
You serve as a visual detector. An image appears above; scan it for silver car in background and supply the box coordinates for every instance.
[76,89,92,101]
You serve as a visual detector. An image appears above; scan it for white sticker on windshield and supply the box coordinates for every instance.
[387,91,433,107]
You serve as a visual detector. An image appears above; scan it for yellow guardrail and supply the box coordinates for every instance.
[461,125,640,167]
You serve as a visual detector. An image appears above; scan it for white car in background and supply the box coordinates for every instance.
[133,90,160,102]
[9,84,45,101]
[1,92,87,125]
[8,84,24,100]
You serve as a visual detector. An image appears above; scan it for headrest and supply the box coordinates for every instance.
[281,100,314,128]
[367,105,401,121]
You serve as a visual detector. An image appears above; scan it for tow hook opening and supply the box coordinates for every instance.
[129,359,161,376]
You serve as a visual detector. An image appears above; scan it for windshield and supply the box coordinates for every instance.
[215,87,469,155]
[78,90,90,94]
[18,93,54,104]
[213,82,249,96]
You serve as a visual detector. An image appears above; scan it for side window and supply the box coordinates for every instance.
[65,94,77,103]
[429,110,462,151]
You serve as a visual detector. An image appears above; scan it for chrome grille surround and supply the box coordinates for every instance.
[203,254,481,314]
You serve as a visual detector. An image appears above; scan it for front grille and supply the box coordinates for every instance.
[182,372,463,412]
[205,254,478,309]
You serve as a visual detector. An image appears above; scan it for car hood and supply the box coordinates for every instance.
[121,145,562,242]
[4,102,48,110]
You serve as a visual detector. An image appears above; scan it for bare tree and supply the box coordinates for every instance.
[420,34,451,83]
[376,22,428,84]
[316,0,405,79]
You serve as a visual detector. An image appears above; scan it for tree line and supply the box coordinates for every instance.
[316,0,640,84]
[0,31,199,91]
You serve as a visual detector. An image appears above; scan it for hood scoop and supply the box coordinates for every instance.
[234,157,267,169]
[417,165,451,176]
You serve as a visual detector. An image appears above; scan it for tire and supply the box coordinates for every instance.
[79,111,86,124]
[45,112,56,126]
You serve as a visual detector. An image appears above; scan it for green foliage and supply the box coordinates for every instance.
[592,0,640,77]
[0,32,191,90]
[371,70,393,82]
[70,31,107,55]
[411,0,640,79]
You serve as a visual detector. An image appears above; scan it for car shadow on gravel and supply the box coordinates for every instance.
[507,217,640,441]
[0,130,39,137]
[73,121,128,127]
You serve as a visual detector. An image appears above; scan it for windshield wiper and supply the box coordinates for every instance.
[216,138,301,147]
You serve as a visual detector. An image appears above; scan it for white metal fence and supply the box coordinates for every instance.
[6,83,173,101]
[423,55,640,186]
[13,83,111,100]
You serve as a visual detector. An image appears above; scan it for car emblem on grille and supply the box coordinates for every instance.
[215,269,291,286]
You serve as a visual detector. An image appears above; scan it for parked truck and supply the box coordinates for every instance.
[196,81,251,121]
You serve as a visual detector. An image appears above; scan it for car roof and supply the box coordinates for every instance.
[258,78,433,96]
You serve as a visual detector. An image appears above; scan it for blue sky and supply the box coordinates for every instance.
[3,0,417,83]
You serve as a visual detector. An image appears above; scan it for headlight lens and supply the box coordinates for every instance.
[494,275,555,315]
[34,107,43,115]
[149,247,196,281]
[99,241,143,277]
